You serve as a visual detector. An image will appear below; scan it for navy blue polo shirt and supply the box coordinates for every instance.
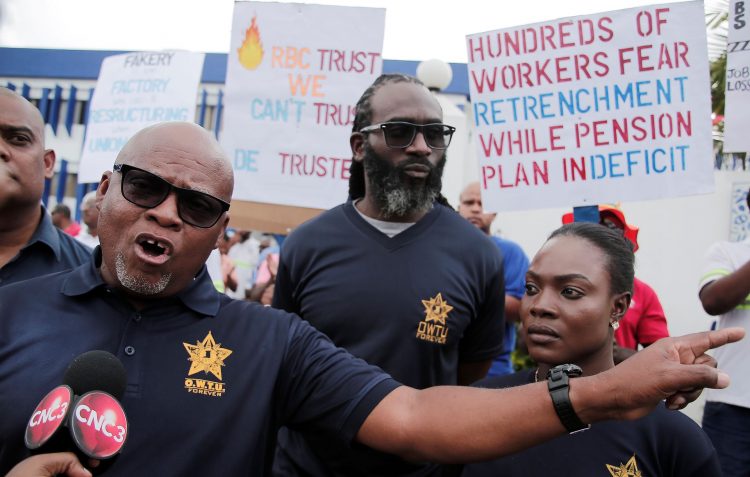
[0,250,399,476]
[0,206,91,287]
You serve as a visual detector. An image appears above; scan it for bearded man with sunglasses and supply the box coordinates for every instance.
[272,74,506,477]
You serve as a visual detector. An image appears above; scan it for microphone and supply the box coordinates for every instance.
[24,350,129,461]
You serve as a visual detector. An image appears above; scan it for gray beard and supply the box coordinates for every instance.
[378,187,436,219]
[115,252,172,295]
[362,143,444,220]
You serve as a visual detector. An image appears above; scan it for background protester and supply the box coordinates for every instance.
[698,186,750,477]
[458,181,529,376]
[76,191,100,248]
[51,204,81,237]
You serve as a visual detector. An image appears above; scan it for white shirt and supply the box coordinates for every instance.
[700,238,750,408]
[76,229,99,248]
[227,237,260,299]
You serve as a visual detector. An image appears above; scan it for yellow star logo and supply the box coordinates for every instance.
[606,454,642,477]
[183,331,233,380]
[422,293,453,325]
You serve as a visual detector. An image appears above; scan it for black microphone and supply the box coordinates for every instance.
[63,351,127,399]
[24,350,129,463]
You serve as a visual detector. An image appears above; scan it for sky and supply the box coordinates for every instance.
[0,0,704,63]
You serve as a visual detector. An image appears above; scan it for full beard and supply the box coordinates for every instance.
[362,143,446,220]
[115,252,172,296]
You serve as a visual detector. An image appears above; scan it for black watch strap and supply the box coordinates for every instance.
[547,365,590,434]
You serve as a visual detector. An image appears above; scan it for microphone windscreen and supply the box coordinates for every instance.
[63,350,127,399]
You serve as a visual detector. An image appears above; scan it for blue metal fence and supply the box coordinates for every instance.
[3,80,224,218]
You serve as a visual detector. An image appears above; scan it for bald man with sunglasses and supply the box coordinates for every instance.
[0,120,743,477]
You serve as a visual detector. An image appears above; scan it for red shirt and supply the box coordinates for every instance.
[615,277,669,349]
[63,222,81,237]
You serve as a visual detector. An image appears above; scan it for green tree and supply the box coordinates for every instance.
[707,0,728,117]
[706,0,746,165]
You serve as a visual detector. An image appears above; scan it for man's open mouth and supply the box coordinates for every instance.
[134,234,174,264]
[139,238,168,256]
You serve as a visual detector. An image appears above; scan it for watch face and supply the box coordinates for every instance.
[547,364,583,379]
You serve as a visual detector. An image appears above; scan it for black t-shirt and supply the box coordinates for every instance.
[273,201,505,476]
[462,371,721,477]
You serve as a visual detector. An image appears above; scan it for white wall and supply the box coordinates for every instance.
[435,93,469,208]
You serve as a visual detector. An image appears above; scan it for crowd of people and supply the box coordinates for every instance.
[0,75,747,477]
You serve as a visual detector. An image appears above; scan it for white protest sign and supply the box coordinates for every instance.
[221,2,385,209]
[467,1,713,212]
[723,0,750,153]
[78,51,205,183]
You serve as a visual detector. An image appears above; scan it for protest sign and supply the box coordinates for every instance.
[78,51,205,183]
[221,1,385,219]
[723,0,750,153]
[730,181,750,241]
[467,1,713,212]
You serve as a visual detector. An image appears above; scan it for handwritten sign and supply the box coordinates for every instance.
[221,2,385,209]
[78,51,205,183]
[466,1,713,212]
[730,182,750,241]
[724,0,750,153]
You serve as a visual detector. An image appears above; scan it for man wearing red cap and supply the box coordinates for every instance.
[562,205,669,362]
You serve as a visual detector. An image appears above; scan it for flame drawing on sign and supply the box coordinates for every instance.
[238,16,264,70]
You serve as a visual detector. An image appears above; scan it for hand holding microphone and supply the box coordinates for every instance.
[24,351,128,468]
[5,452,91,477]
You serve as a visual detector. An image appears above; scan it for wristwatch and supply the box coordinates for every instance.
[546,364,591,434]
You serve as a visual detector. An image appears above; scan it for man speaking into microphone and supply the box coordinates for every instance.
[0,115,743,475]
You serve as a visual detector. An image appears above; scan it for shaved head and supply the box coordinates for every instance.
[115,122,234,201]
[0,87,56,215]
[96,121,235,301]
[459,181,481,202]
[0,88,45,130]
[458,181,495,234]
[81,190,98,209]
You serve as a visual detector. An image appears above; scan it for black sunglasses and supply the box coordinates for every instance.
[112,164,230,228]
[359,121,456,150]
